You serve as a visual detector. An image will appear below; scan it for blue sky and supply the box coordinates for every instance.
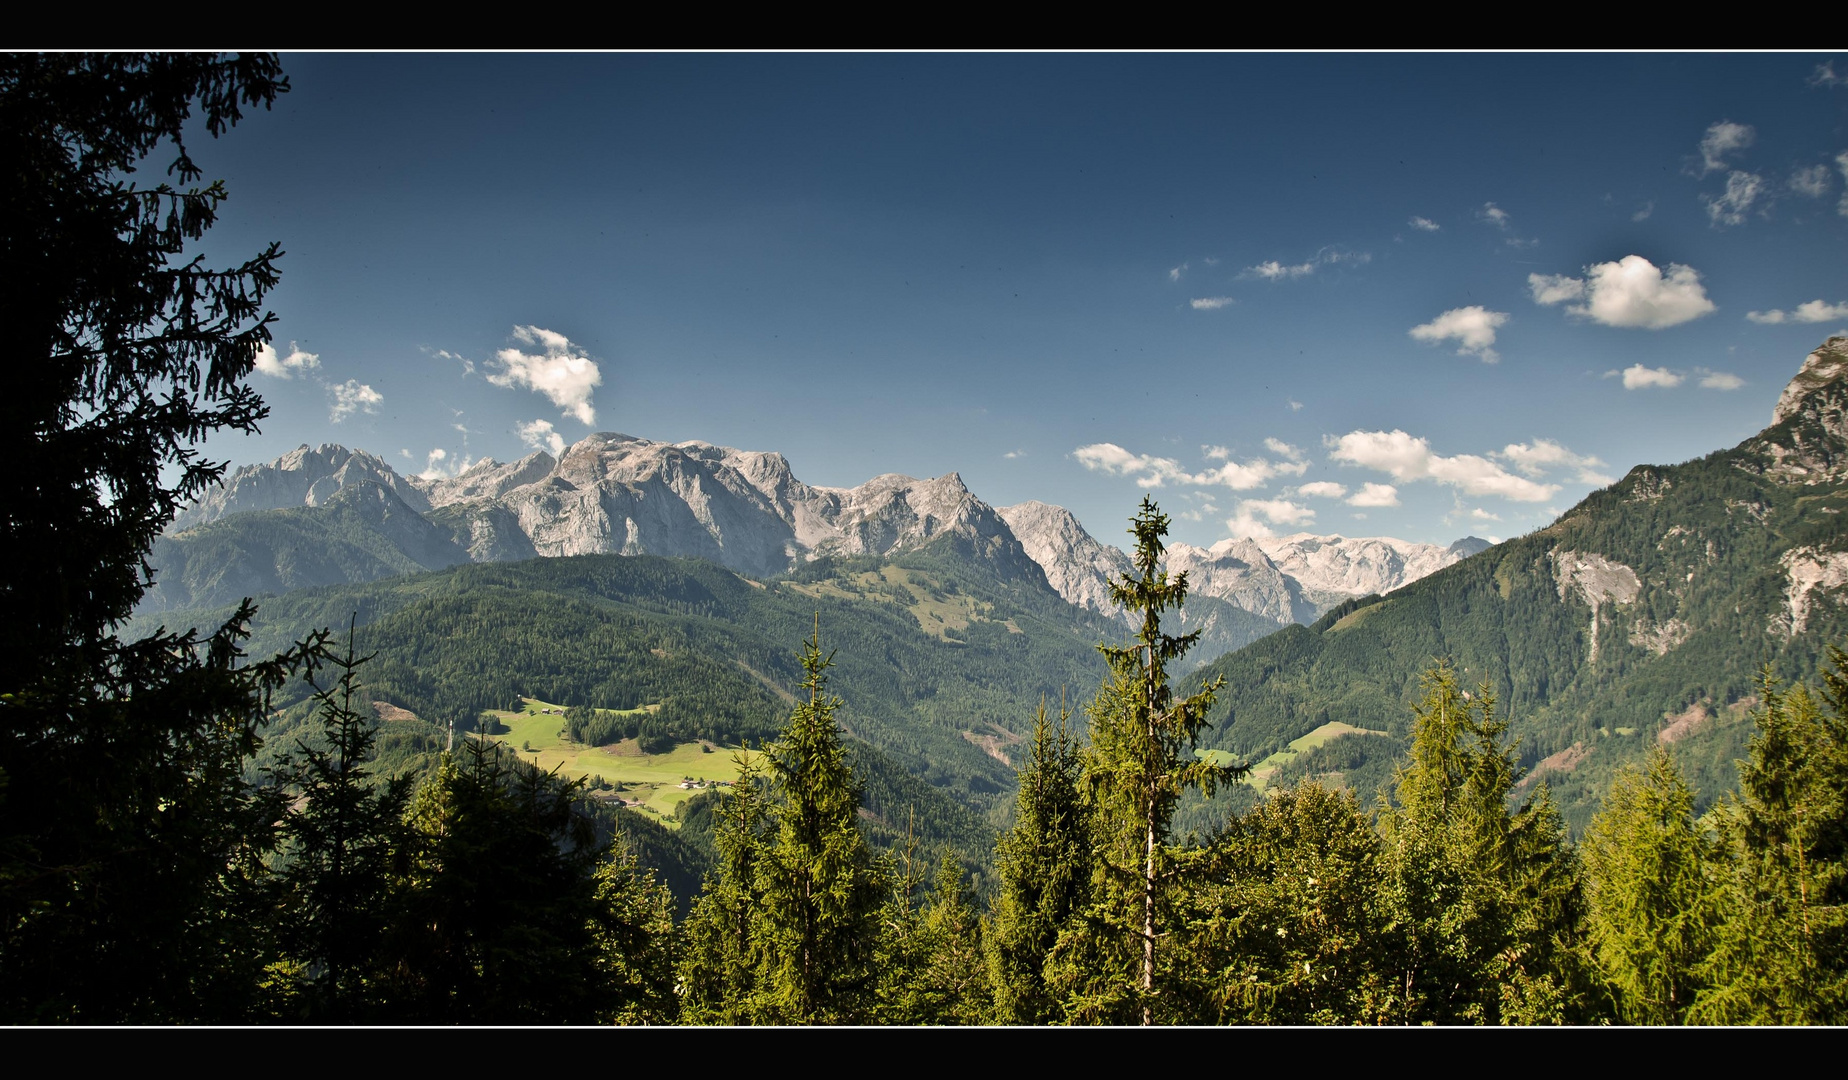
[186,52,1848,549]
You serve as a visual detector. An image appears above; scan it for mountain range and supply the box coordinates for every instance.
[148,432,1483,663]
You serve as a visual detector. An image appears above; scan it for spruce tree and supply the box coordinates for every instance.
[1060,497,1239,1024]
[1692,660,1848,1024]
[1375,662,1585,1024]
[751,622,885,1024]
[988,698,1092,1023]
[1182,780,1390,1024]
[1582,746,1713,1024]
[268,622,415,1021]
[678,749,772,1023]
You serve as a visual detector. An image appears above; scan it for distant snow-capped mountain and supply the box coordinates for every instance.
[161,432,1485,629]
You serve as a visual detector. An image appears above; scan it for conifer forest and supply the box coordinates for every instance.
[5,53,1847,1025]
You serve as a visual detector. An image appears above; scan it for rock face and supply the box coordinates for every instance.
[170,444,430,531]
[997,501,1134,617]
[1750,335,1848,485]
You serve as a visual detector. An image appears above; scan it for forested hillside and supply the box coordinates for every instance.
[1190,337,1848,830]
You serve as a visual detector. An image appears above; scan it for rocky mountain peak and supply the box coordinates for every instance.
[1771,336,1848,427]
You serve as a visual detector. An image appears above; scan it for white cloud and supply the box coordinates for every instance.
[1471,508,1502,521]
[1265,437,1304,461]
[328,380,382,423]
[1169,263,1187,282]
[1699,370,1746,390]
[1478,202,1511,229]
[517,418,567,456]
[1530,256,1716,330]
[1791,164,1833,198]
[1497,438,1612,484]
[1838,152,1848,217]
[1703,170,1765,227]
[417,447,475,481]
[1528,273,1586,306]
[432,348,476,377]
[1003,449,1024,459]
[1746,300,1848,325]
[1288,399,1304,411]
[1797,299,1848,322]
[1297,481,1348,499]
[487,325,602,425]
[1632,201,1654,222]
[1241,248,1368,283]
[1347,482,1400,508]
[1073,443,1300,491]
[1409,216,1440,231]
[1809,62,1845,89]
[1612,364,1684,390]
[1190,296,1236,310]
[1226,498,1315,539]
[1696,121,1755,175]
[1327,429,1558,502]
[1245,259,1316,280]
[253,341,320,379]
[1409,306,1509,364]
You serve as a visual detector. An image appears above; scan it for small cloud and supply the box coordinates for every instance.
[1808,61,1846,88]
[328,379,382,423]
[1748,300,1848,324]
[1297,481,1348,499]
[1227,498,1315,539]
[399,448,412,459]
[1190,296,1236,310]
[1347,482,1400,508]
[1703,170,1765,227]
[1327,429,1557,502]
[1695,120,1755,176]
[1699,369,1745,390]
[1791,164,1833,198]
[1003,449,1025,459]
[1409,305,1509,363]
[431,347,476,377]
[1530,255,1716,329]
[516,418,567,456]
[417,447,475,481]
[253,341,321,379]
[1478,202,1511,229]
[1169,263,1188,282]
[1202,445,1230,460]
[1073,442,1300,491]
[1497,438,1612,484]
[1244,259,1316,281]
[1409,215,1440,231]
[1632,201,1654,222]
[487,325,602,425]
[1470,508,1502,521]
[1613,364,1684,390]
[1288,400,1304,412]
[1839,152,1848,217]
[1265,437,1305,461]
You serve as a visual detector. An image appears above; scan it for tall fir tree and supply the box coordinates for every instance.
[1582,745,1714,1024]
[1692,659,1848,1024]
[1057,497,1239,1024]
[1375,662,1585,1024]
[1180,780,1391,1024]
[267,622,416,1022]
[751,621,886,1024]
[987,698,1092,1024]
[678,748,772,1024]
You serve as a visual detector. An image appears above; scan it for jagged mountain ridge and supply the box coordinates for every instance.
[154,431,1478,630]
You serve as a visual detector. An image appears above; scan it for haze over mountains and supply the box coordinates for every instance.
[148,430,1483,656]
